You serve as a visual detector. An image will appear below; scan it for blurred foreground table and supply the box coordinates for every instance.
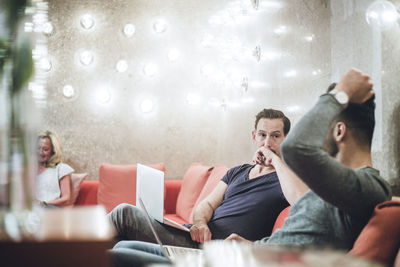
[1,239,113,267]
[0,205,115,267]
[172,241,384,267]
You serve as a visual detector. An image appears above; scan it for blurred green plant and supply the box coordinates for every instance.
[1,0,37,217]
[1,0,33,97]
[0,1,40,241]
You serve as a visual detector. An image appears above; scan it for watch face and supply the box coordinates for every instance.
[336,91,348,104]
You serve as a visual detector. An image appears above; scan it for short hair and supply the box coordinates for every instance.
[38,130,63,167]
[327,83,375,147]
[255,109,291,136]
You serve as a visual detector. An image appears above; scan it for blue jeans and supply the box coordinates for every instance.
[109,241,171,267]
[108,203,197,248]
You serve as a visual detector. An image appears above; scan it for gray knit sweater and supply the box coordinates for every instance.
[258,94,392,250]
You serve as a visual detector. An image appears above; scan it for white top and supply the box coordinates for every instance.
[36,163,74,202]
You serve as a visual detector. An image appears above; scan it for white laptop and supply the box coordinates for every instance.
[136,163,190,232]
[138,197,202,261]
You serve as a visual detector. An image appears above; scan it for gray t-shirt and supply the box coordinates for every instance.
[258,94,392,250]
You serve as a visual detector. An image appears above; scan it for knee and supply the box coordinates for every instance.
[112,203,136,216]
[109,203,143,223]
[113,240,138,249]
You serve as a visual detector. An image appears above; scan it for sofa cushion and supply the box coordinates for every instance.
[75,180,99,206]
[164,180,182,214]
[189,165,228,222]
[70,173,88,205]
[272,206,290,233]
[175,163,213,223]
[98,163,165,213]
[164,213,189,225]
[349,200,400,266]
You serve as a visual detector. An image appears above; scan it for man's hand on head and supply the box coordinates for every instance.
[225,233,253,244]
[190,223,212,243]
[336,68,374,104]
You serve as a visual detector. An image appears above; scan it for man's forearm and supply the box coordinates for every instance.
[280,94,342,181]
[272,157,308,205]
[192,200,215,226]
[282,94,343,154]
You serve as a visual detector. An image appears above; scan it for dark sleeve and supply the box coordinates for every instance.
[221,165,243,185]
[280,94,391,218]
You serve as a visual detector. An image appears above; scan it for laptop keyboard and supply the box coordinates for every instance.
[167,246,202,256]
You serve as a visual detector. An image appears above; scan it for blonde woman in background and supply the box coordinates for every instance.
[36,130,74,207]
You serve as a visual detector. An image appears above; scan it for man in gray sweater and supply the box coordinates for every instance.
[229,68,392,251]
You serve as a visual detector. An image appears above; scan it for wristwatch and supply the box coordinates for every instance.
[329,89,349,108]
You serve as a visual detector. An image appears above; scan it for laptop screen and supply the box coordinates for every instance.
[138,197,166,249]
[136,163,165,222]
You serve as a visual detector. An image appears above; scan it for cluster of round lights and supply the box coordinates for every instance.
[53,14,173,108]
[50,4,362,111]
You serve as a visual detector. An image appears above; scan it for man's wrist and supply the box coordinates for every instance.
[329,89,349,108]
[193,221,208,227]
[271,156,282,168]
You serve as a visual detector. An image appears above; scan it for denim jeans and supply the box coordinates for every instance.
[108,203,198,248]
[109,240,171,267]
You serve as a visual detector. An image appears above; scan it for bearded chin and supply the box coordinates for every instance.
[323,135,339,157]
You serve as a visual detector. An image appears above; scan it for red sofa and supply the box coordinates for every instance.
[74,179,188,218]
[74,177,290,229]
[73,165,400,266]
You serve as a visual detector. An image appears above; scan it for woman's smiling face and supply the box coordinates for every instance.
[38,137,53,164]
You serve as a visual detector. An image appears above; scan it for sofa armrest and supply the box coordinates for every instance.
[164,180,182,214]
[74,180,99,206]
[272,206,290,233]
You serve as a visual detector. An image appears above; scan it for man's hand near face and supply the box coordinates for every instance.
[254,147,308,205]
[253,147,280,167]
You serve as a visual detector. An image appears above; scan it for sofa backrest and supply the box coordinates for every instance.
[97,163,166,213]
[75,180,99,206]
[189,165,229,222]
[349,200,400,266]
[272,206,290,233]
[175,163,213,223]
[164,180,182,214]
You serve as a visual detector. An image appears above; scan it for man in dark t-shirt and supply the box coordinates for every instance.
[108,109,308,267]
[207,165,287,240]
